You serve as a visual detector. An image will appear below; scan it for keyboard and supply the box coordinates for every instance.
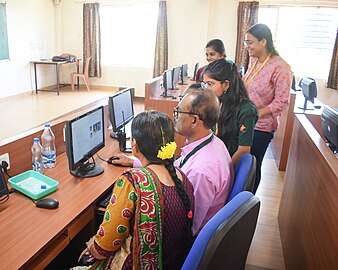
[97,191,112,208]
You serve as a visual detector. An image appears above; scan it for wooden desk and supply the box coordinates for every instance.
[0,101,126,269]
[144,76,194,156]
[278,114,338,269]
[270,91,324,171]
[30,60,80,95]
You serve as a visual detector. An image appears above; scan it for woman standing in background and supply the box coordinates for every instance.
[195,39,227,82]
[243,23,292,194]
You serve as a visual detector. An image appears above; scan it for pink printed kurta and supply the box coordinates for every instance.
[244,55,292,132]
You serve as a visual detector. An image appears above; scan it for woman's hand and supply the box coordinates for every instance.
[110,153,134,167]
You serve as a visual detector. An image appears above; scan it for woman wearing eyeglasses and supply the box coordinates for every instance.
[243,23,291,194]
[195,39,227,82]
[203,58,258,168]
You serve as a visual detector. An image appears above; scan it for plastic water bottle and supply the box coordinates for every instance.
[31,138,44,174]
[41,123,56,168]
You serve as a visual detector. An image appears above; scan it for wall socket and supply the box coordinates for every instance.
[0,153,10,170]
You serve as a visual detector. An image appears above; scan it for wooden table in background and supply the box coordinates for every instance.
[30,59,80,95]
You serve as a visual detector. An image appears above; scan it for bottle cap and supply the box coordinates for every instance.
[45,123,51,128]
[41,185,47,189]
[34,138,40,142]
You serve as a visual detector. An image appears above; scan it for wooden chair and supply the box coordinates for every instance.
[70,56,91,91]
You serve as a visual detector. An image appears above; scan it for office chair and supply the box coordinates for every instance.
[70,56,91,91]
[181,191,260,270]
[227,153,256,202]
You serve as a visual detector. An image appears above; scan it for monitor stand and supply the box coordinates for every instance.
[110,122,132,139]
[70,162,104,178]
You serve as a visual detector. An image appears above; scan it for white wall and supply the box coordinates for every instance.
[0,0,57,98]
[1,0,336,98]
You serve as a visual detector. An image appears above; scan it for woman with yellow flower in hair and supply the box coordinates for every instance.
[73,111,194,270]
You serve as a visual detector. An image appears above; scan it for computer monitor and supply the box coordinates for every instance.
[321,105,338,153]
[0,167,9,201]
[298,77,317,110]
[170,66,180,90]
[178,63,188,85]
[192,63,199,81]
[108,88,134,138]
[161,69,175,98]
[65,106,105,178]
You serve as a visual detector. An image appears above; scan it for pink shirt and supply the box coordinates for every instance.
[244,55,292,132]
[174,133,234,235]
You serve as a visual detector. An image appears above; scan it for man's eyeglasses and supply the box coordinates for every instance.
[201,81,222,89]
[173,107,203,121]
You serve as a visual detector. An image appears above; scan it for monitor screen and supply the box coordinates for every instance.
[0,168,9,199]
[108,88,134,137]
[161,70,175,98]
[192,63,199,81]
[299,77,317,110]
[172,66,180,84]
[179,64,188,85]
[65,106,105,178]
[321,105,338,153]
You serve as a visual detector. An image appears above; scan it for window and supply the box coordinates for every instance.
[259,6,338,79]
[100,3,158,68]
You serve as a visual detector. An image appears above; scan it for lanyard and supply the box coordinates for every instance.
[179,134,214,168]
[244,55,271,87]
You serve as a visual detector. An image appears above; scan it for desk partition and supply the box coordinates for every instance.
[278,114,338,269]
[0,99,126,269]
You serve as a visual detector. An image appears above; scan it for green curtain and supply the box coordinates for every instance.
[0,3,9,60]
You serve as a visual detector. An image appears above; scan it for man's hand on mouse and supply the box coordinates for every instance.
[110,153,134,167]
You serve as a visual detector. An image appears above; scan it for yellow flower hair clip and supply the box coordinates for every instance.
[157,142,177,160]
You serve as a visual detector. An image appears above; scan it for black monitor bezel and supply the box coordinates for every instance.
[192,62,199,81]
[299,77,317,110]
[0,167,9,199]
[321,105,338,151]
[65,106,105,174]
[108,88,134,133]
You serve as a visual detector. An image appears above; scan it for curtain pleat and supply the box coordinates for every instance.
[83,3,101,78]
[153,1,168,78]
[327,29,338,90]
[235,1,259,72]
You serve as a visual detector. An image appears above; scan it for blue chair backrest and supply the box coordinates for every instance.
[181,191,260,270]
[227,153,256,202]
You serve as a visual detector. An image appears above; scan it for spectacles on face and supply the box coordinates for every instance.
[243,40,255,46]
[173,106,203,121]
[201,81,222,89]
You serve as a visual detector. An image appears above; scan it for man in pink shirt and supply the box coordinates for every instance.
[173,89,234,235]
[111,89,234,235]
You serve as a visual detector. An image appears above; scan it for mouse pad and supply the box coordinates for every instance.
[8,170,59,200]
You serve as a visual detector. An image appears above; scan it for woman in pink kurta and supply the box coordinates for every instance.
[243,23,292,194]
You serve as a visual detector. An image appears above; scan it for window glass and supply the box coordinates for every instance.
[259,6,338,79]
[100,4,158,68]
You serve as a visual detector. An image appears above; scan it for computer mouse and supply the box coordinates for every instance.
[107,157,120,164]
[36,198,59,209]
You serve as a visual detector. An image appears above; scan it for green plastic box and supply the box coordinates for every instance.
[8,170,59,200]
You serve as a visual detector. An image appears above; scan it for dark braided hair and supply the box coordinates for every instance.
[131,110,192,215]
